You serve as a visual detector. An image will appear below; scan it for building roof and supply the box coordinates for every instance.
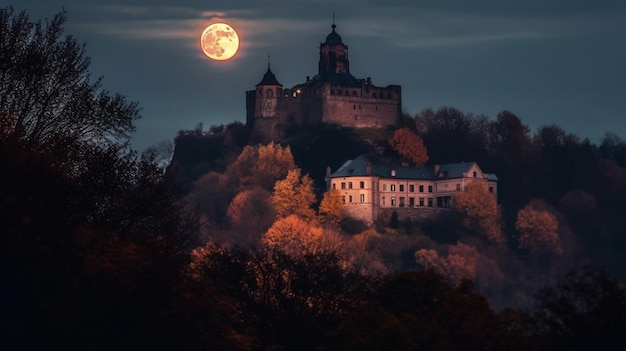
[325,23,343,45]
[328,154,497,181]
[256,65,282,86]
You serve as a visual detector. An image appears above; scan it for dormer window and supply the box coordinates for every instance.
[391,169,396,177]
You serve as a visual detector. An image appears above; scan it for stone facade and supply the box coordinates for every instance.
[246,22,401,140]
[327,155,498,225]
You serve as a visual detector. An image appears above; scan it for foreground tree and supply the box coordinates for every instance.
[0,7,139,154]
[318,188,344,226]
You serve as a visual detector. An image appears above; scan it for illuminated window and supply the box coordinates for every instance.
[360,194,365,203]
[391,184,396,191]
[391,197,396,206]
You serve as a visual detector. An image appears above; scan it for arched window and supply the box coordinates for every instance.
[266,89,273,97]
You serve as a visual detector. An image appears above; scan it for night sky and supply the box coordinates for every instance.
[10,0,626,151]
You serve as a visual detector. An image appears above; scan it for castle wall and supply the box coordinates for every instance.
[322,85,400,128]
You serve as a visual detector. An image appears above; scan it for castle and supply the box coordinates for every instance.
[246,21,402,140]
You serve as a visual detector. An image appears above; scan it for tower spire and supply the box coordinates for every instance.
[267,54,271,68]
[331,13,336,32]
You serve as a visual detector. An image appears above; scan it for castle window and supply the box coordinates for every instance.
[428,185,433,193]
[382,196,385,206]
[419,185,424,193]
[409,197,415,207]
[399,197,405,207]
[399,185,404,192]
[266,89,273,97]
[341,182,346,189]
[391,197,396,207]
[360,194,365,203]
[419,198,424,206]
[348,182,353,189]
[342,196,346,204]
[390,184,396,192]
[332,183,336,190]
[353,105,356,110]
[360,181,364,189]
[349,195,353,203]
[258,90,263,97]
[456,184,461,191]
[409,185,415,192]
[383,184,387,191]
[428,198,433,207]
[489,186,494,193]
[473,171,477,177]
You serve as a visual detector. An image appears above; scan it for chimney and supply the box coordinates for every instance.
[326,166,331,177]
[366,163,371,175]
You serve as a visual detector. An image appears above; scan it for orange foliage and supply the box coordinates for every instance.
[454,182,504,244]
[389,128,429,166]
[272,168,316,220]
[318,188,344,226]
[515,203,562,255]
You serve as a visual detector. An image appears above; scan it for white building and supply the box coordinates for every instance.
[326,154,498,224]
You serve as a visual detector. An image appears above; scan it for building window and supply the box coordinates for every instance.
[391,184,396,191]
[456,184,461,191]
[382,196,385,206]
[419,198,424,207]
[391,197,396,207]
[360,181,364,189]
[399,185,404,192]
[391,169,396,177]
[349,195,353,203]
[409,197,415,207]
[473,171,477,178]
[428,198,433,207]
[266,89,273,97]
[428,185,433,193]
[399,197,405,207]
[341,196,345,204]
[409,185,415,192]
[437,197,443,208]
[419,185,424,193]
[383,184,387,191]
[332,183,336,190]
[341,182,346,189]
[489,186,494,193]
[353,104,356,110]
[360,194,365,203]
[348,182,353,189]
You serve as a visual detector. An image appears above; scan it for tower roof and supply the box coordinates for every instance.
[325,21,343,45]
[256,64,282,86]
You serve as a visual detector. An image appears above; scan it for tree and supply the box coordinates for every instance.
[318,188,344,226]
[0,7,139,152]
[515,202,562,256]
[454,182,504,244]
[225,141,296,191]
[388,127,429,166]
[272,168,316,220]
[226,187,275,246]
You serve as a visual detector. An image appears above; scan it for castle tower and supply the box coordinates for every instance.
[318,19,350,76]
[254,61,282,118]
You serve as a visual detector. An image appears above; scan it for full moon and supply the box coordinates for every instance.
[200,23,240,61]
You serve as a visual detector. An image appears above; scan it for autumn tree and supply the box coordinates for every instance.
[318,188,344,226]
[0,7,139,153]
[262,215,327,256]
[454,182,504,244]
[272,168,316,220]
[515,202,562,256]
[388,127,429,166]
[226,187,275,246]
[225,141,296,191]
